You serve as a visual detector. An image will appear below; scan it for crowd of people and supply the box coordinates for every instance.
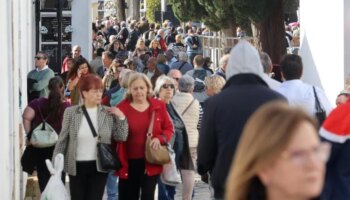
[23,16,350,200]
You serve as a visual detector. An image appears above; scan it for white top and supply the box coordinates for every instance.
[36,65,49,72]
[276,80,333,116]
[146,71,154,80]
[76,107,98,161]
[261,73,281,91]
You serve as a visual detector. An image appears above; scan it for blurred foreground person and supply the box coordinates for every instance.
[226,101,330,200]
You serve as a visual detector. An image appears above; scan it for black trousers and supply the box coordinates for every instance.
[37,159,65,192]
[69,161,108,200]
[118,159,158,200]
[35,147,65,192]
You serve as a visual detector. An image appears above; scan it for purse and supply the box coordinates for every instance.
[30,107,58,148]
[145,111,171,165]
[160,145,182,186]
[313,86,326,127]
[81,105,122,171]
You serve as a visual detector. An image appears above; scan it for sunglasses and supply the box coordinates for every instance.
[161,84,175,89]
[34,56,46,60]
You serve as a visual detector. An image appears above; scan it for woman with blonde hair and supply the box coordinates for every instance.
[149,39,163,58]
[204,75,226,97]
[116,72,173,200]
[226,101,330,200]
[132,39,149,58]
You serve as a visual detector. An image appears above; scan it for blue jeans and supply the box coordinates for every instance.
[106,171,118,200]
[157,177,176,200]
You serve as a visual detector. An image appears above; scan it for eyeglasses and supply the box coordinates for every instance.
[161,84,175,89]
[281,142,331,167]
[34,56,46,60]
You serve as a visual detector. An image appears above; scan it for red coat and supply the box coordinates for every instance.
[116,97,174,179]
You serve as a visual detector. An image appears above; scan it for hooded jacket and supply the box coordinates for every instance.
[197,40,285,199]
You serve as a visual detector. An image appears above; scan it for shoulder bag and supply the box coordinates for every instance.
[160,146,182,186]
[181,98,195,116]
[145,111,171,165]
[30,107,58,148]
[313,86,326,127]
[81,105,121,171]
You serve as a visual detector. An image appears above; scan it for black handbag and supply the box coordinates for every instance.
[313,86,326,127]
[81,105,121,171]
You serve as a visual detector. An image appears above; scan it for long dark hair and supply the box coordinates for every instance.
[44,76,65,117]
[67,57,94,80]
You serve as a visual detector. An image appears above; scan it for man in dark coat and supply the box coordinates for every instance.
[197,40,286,199]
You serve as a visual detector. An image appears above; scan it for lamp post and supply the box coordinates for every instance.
[161,0,167,23]
[57,0,64,70]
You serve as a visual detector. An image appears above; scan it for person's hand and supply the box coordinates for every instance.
[149,138,161,150]
[77,69,82,78]
[106,107,125,120]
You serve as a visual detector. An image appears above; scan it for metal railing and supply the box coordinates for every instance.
[198,34,256,71]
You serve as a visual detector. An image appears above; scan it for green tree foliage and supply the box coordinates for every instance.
[146,0,161,22]
[169,0,235,32]
[234,0,280,22]
[168,0,206,22]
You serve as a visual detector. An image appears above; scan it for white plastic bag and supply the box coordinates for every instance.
[40,153,70,200]
[160,146,182,186]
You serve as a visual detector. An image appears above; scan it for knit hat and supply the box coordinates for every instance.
[226,40,264,80]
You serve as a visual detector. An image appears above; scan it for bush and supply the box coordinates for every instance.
[146,0,161,22]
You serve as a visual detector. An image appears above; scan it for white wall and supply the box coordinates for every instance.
[72,0,92,61]
[0,0,13,198]
[345,0,350,83]
[300,0,346,105]
[0,0,34,198]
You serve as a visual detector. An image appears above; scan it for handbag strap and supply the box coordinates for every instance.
[147,111,156,137]
[81,105,98,138]
[178,61,186,71]
[37,106,50,122]
[181,98,195,116]
[312,86,323,112]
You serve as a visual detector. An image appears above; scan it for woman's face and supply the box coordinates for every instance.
[79,63,89,75]
[152,41,159,49]
[82,88,103,106]
[259,121,329,199]
[139,41,145,49]
[113,42,120,51]
[130,78,149,102]
[158,81,175,102]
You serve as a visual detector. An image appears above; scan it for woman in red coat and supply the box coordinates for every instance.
[116,72,173,200]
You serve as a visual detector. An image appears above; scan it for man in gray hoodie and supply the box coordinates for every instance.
[197,40,285,199]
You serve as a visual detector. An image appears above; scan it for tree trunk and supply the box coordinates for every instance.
[255,0,286,64]
[115,0,126,22]
[220,17,236,53]
[132,0,140,20]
